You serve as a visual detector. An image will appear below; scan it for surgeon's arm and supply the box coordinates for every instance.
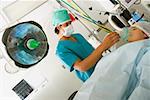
[73,32,120,71]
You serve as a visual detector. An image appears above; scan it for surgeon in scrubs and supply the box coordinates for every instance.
[52,8,120,82]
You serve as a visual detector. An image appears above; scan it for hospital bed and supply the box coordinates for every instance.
[73,38,150,100]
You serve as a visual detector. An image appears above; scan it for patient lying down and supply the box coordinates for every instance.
[121,21,150,42]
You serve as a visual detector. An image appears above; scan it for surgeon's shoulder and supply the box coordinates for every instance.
[55,42,67,55]
[73,33,85,39]
[56,42,64,51]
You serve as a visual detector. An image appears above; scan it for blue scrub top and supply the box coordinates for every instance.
[56,33,96,82]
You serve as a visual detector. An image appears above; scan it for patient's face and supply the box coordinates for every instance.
[128,27,147,42]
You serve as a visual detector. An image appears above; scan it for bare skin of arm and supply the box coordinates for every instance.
[73,32,120,72]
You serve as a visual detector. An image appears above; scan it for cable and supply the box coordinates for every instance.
[58,0,91,19]
[73,12,111,33]
[57,0,112,33]
[136,13,144,22]
[56,0,103,42]
[134,0,141,5]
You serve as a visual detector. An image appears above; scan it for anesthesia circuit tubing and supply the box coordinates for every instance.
[56,0,112,33]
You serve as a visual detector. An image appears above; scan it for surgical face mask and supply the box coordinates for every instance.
[120,27,129,42]
[62,24,74,37]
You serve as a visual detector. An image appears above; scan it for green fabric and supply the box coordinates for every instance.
[52,9,71,27]
[121,27,129,42]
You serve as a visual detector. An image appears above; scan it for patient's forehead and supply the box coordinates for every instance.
[128,27,143,33]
